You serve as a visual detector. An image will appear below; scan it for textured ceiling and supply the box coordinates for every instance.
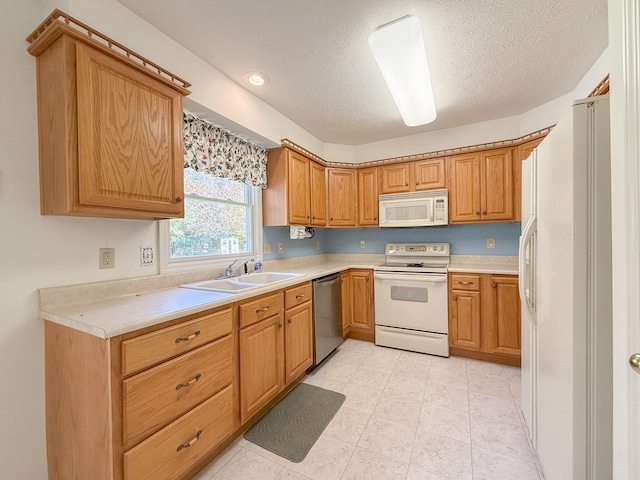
[116,0,608,146]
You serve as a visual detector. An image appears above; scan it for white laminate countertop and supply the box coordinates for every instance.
[38,254,518,339]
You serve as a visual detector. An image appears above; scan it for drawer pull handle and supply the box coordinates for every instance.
[295,293,305,299]
[256,306,270,314]
[176,373,201,390]
[458,281,473,285]
[176,430,202,452]
[175,330,201,343]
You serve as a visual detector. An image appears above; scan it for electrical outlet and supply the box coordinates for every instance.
[140,246,154,266]
[99,248,115,269]
[277,242,284,254]
[487,237,496,249]
[360,240,366,249]
[316,240,321,251]
[264,243,272,254]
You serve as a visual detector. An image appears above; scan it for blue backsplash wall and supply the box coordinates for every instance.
[263,223,521,260]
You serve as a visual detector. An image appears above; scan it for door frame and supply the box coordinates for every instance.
[609,0,640,478]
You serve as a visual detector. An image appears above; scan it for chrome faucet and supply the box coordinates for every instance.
[224,257,254,277]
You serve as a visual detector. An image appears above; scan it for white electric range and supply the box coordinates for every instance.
[373,242,450,357]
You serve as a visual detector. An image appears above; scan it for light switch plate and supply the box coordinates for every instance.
[487,238,496,249]
[277,242,284,254]
[360,240,366,249]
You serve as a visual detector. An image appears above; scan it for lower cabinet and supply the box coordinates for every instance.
[448,273,521,365]
[238,282,313,423]
[44,280,315,480]
[341,269,375,342]
[44,306,237,480]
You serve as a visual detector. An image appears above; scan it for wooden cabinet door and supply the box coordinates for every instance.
[327,168,357,226]
[484,276,521,357]
[514,137,544,221]
[341,271,352,336]
[380,163,411,194]
[239,314,284,422]
[449,290,481,350]
[309,162,327,226]
[350,270,374,332]
[357,167,379,226]
[284,302,313,384]
[287,151,311,225]
[76,43,184,216]
[449,153,481,223]
[480,148,514,221]
[413,158,446,191]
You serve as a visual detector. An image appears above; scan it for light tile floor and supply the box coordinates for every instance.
[193,339,543,480]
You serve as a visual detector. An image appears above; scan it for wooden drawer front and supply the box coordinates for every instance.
[122,308,233,375]
[124,384,234,480]
[285,282,312,309]
[450,274,480,291]
[123,336,233,448]
[239,292,283,329]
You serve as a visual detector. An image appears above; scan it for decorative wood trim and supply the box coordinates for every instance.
[280,125,553,169]
[26,9,191,95]
[589,74,610,97]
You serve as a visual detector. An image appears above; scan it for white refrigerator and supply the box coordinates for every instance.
[519,96,612,480]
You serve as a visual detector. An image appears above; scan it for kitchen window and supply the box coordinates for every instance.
[159,168,262,272]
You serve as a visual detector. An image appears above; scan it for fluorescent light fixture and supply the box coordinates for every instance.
[368,15,436,126]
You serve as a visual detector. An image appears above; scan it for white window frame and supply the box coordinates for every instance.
[159,181,263,273]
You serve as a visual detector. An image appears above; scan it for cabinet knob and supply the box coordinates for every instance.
[482,210,487,215]
[415,181,419,185]
[176,196,183,203]
[405,182,408,186]
[330,217,334,221]
[475,211,480,216]
[278,322,283,328]
[374,217,377,221]
[492,283,497,288]
[453,295,458,300]
[287,318,292,324]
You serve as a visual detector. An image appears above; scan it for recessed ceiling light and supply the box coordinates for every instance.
[243,72,269,86]
[368,16,436,126]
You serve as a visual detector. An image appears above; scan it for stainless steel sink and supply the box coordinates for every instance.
[181,272,302,294]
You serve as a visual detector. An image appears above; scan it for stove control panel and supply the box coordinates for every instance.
[385,243,450,256]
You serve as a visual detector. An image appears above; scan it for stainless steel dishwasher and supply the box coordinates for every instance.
[311,273,343,368]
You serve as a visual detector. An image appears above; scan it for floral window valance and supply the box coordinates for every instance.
[183,113,268,189]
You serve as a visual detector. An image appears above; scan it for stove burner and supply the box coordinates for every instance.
[406,263,424,268]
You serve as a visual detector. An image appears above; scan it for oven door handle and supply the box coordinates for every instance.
[374,273,447,282]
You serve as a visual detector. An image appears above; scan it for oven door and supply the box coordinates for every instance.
[374,271,448,333]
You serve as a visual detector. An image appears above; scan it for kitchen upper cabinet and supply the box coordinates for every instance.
[380,163,411,193]
[484,275,521,357]
[327,168,358,227]
[309,162,327,226]
[379,159,446,194]
[27,13,189,220]
[448,148,514,223]
[341,269,375,342]
[263,147,326,227]
[357,167,379,226]
[448,273,521,365]
[414,158,447,191]
[514,137,545,221]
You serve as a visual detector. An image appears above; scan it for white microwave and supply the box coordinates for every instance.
[378,190,448,227]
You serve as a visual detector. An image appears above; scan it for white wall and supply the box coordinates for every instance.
[0,1,610,478]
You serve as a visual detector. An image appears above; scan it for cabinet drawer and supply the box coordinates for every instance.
[123,336,233,448]
[450,274,481,291]
[124,384,234,480]
[239,292,283,329]
[285,282,312,309]
[122,308,232,375]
